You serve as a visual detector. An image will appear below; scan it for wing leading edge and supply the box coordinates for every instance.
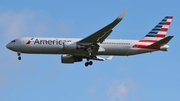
[78,8,127,44]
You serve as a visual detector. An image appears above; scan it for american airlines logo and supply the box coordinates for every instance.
[26,38,34,44]
[26,38,71,45]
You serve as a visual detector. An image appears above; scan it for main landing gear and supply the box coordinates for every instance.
[85,55,94,67]
[17,52,21,60]
[85,61,93,67]
[85,47,94,67]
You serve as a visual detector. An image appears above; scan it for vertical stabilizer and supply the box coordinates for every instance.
[133,16,173,49]
[139,16,173,45]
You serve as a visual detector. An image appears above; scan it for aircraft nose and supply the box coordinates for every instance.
[6,43,13,50]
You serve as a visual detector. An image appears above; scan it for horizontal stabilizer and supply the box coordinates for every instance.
[149,36,174,46]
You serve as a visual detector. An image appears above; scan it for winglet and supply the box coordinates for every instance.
[112,8,127,25]
[117,8,127,21]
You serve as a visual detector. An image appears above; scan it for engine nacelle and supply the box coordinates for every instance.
[63,42,77,51]
[61,55,82,64]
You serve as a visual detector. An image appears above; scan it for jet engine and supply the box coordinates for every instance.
[61,55,82,64]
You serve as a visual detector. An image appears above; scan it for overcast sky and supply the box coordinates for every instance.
[0,0,180,101]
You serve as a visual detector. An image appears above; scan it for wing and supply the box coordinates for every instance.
[78,8,127,44]
[71,9,127,64]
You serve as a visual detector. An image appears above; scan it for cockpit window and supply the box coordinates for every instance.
[11,40,16,42]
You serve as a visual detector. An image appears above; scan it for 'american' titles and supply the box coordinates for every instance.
[34,39,71,45]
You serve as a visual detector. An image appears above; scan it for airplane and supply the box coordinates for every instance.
[6,8,174,66]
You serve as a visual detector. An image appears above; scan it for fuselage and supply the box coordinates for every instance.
[6,37,161,56]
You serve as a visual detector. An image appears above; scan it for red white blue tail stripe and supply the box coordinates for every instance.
[143,16,173,39]
[133,16,173,49]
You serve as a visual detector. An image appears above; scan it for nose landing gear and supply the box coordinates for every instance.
[18,56,21,60]
[17,52,21,60]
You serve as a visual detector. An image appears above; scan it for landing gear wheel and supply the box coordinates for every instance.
[18,57,21,60]
[85,62,89,67]
[84,61,93,67]
[17,52,21,60]
[89,61,93,65]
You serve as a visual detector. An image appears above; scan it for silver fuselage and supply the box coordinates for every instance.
[6,37,160,56]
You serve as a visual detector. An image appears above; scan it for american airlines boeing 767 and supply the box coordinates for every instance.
[6,9,174,66]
